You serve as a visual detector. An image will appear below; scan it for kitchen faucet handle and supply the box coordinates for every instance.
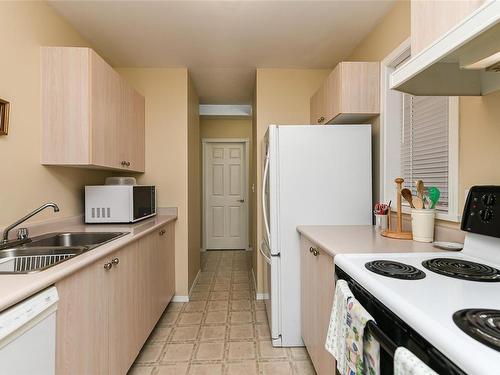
[17,228,29,240]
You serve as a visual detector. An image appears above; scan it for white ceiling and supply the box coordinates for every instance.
[48,0,395,104]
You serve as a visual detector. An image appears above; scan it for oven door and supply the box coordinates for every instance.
[132,186,156,221]
[335,266,466,375]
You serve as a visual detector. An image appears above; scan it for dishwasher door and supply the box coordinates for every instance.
[0,287,58,375]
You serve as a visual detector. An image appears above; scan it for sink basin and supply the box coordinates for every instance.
[0,246,87,274]
[0,232,129,274]
[25,232,128,249]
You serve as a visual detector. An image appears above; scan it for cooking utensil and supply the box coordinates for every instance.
[413,196,424,209]
[401,188,415,208]
[416,180,425,199]
[428,187,441,209]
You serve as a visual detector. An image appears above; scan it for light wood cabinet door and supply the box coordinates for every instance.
[300,236,336,375]
[41,47,145,172]
[56,259,110,375]
[119,83,145,172]
[310,83,327,125]
[310,61,379,125]
[411,0,485,55]
[91,50,122,170]
[108,241,144,375]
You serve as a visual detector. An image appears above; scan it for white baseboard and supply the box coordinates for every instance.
[171,269,201,303]
[252,268,268,300]
[255,292,269,300]
[171,295,189,303]
[188,269,201,296]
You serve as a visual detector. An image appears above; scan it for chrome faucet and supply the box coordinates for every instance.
[1,203,60,246]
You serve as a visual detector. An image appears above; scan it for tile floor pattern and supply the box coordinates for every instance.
[128,250,316,375]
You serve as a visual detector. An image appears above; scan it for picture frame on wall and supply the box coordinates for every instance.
[0,98,10,135]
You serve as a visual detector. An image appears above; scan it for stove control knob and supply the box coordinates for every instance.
[479,208,494,223]
[482,193,496,206]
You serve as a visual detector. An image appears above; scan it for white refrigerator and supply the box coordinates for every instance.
[260,124,372,347]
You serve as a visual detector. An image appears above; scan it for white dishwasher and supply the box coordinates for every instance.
[0,287,58,375]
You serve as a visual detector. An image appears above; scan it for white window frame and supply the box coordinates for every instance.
[380,38,460,222]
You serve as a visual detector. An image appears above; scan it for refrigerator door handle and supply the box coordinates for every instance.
[262,153,271,246]
[259,240,272,264]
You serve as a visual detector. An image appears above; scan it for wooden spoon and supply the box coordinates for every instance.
[401,188,415,208]
[416,180,425,200]
[413,196,424,209]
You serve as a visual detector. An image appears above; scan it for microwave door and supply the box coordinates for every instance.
[132,186,155,221]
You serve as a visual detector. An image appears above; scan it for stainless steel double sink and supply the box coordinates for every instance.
[0,232,128,274]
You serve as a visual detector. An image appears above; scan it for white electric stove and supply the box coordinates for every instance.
[335,186,500,375]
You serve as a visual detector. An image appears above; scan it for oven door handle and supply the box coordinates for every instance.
[366,319,397,357]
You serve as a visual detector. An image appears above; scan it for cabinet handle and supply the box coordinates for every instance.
[317,116,325,124]
[104,262,113,270]
[309,247,319,256]
[121,161,131,167]
[159,229,166,236]
[111,257,119,265]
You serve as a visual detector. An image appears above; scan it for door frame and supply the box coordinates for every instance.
[202,138,250,251]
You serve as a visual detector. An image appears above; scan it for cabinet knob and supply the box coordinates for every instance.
[111,257,119,265]
[317,116,325,124]
[104,262,113,270]
[309,247,319,256]
[159,229,166,236]
[126,161,131,167]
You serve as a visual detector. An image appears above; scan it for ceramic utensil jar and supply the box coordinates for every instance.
[411,209,436,242]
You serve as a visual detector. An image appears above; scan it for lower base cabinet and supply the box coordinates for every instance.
[300,236,336,375]
[56,222,175,375]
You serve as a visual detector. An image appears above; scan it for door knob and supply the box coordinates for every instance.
[237,199,245,203]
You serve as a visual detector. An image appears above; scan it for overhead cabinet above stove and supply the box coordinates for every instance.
[41,47,145,172]
[391,0,500,96]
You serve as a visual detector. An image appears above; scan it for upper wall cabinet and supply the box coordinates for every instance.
[310,62,380,125]
[41,47,145,172]
[391,1,500,96]
[411,0,486,55]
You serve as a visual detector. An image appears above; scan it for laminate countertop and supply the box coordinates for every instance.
[0,212,177,312]
[297,225,445,258]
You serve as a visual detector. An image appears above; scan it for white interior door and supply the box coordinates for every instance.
[204,142,247,249]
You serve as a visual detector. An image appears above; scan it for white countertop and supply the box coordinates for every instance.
[297,225,443,257]
[0,213,177,311]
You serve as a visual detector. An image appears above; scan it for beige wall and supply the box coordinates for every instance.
[349,0,500,232]
[188,76,201,289]
[348,0,411,207]
[253,69,330,293]
[116,68,198,296]
[199,117,253,250]
[0,1,110,227]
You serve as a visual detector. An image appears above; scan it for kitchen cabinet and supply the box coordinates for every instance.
[55,223,175,375]
[310,61,379,125]
[411,0,485,55]
[300,235,336,375]
[41,47,145,172]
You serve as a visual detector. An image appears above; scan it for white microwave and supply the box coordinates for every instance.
[85,185,156,223]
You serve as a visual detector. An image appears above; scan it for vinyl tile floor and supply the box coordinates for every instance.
[128,250,316,375]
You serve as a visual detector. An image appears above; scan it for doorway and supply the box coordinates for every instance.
[202,139,249,250]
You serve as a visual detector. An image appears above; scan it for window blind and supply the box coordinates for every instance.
[401,94,449,211]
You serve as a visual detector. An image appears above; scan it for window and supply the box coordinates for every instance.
[381,39,459,221]
[401,95,450,211]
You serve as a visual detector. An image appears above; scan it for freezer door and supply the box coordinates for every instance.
[260,241,281,345]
